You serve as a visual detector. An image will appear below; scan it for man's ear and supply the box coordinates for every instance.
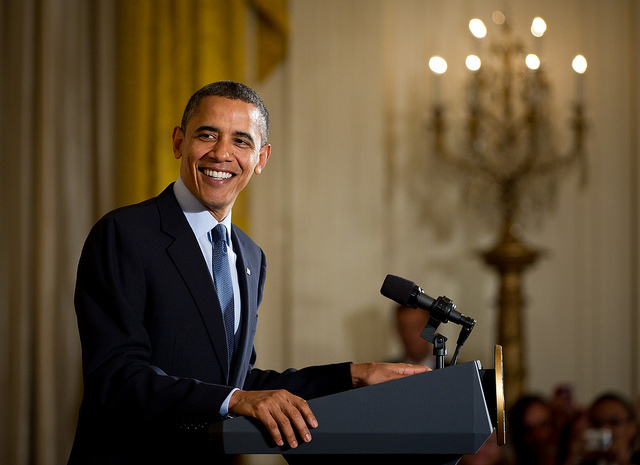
[172,126,184,159]
[254,144,271,175]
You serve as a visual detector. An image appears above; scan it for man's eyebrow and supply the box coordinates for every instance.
[194,125,219,133]
[232,131,255,145]
[193,126,255,145]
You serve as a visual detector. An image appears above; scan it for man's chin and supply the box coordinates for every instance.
[200,198,234,220]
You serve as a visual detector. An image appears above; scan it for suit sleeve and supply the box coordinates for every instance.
[74,214,231,430]
[244,363,354,400]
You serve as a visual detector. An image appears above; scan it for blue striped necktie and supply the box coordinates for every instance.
[212,224,234,369]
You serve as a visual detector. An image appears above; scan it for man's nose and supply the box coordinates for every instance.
[210,139,233,160]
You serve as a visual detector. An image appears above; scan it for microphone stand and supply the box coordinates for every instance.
[433,334,448,369]
[420,317,448,369]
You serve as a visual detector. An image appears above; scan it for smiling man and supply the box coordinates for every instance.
[173,91,271,222]
[68,81,428,465]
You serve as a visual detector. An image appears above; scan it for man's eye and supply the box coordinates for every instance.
[199,133,215,140]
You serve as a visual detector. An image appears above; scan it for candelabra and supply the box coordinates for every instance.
[429,12,587,408]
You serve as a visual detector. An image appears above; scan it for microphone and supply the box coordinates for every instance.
[380,274,476,330]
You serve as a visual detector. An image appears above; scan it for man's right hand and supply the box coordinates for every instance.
[228,389,318,449]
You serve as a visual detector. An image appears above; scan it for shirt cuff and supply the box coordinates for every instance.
[220,388,239,418]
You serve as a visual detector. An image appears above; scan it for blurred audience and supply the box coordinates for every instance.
[503,389,639,465]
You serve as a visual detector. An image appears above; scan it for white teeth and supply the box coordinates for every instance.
[203,169,232,180]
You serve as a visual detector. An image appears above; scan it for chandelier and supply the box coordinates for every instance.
[428,11,588,407]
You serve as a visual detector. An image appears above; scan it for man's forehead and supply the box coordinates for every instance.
[194,96,258,118]
[188,96,261,133]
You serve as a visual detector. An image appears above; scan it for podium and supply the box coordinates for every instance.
[210,355,505,464]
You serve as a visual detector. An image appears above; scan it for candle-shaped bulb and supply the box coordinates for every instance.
[531,17,547,38]
[429,56,447,103]
[429,56,448,75]
[469,19,487,38]
[466,55,482,72]
[572,55,587,74]
[572,55,587,103]
[525,54,541,70]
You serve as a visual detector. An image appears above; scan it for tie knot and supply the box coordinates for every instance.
[213,224,228,245]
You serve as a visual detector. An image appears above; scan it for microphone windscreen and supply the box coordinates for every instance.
[380,274,416,306]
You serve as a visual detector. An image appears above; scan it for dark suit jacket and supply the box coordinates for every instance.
[68,185,352,464]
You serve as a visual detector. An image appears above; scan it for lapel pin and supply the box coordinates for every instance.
[246,268,251,276]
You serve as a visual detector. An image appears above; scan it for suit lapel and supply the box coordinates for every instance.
[229,228,260,388]
[156,186,231,380]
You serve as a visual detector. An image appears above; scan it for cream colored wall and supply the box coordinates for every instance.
[251,0,640,408]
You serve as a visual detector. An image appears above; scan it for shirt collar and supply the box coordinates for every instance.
[173,177,232,245]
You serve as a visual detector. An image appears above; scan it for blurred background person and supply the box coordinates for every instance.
[509,395,560,465]
[552,385,582,436]
[562,392,639,465]
[391,304,436,369]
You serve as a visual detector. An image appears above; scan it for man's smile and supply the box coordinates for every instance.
[201,168,233,180]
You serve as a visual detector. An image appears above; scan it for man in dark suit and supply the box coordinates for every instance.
[68,81,428,464]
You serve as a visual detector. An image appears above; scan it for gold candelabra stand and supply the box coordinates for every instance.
[430,13,587,408]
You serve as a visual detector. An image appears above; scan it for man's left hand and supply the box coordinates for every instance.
[349,362,430,388]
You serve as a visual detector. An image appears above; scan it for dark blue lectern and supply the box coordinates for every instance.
[210,349,505,465]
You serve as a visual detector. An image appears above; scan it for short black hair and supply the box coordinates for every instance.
[180,81,270,147]
[589,392,636,421]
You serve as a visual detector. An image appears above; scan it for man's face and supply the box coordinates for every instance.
[522,402,554,449]
[397,307,431,361]
[589,399,637,452]
[172,96,270,221]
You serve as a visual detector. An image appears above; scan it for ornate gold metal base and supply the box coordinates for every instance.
[482,223,541,410]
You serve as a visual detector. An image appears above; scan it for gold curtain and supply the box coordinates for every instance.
[116,0,289,232]
[250,0,289,80]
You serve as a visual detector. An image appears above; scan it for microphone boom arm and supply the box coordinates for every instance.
[418,295,477,368]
